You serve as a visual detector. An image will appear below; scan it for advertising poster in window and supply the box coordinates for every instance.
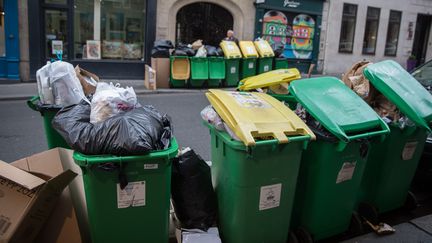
[262,10,315,59]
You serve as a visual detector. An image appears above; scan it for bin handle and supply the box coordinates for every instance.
[336,129,389,151]
[27,96,40,111]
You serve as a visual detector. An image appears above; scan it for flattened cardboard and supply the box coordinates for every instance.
[151,58,170,88]
[145,64,157,90]
[11,148,90,243]
[0,150,77,243]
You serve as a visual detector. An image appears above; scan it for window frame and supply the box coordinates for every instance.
[338,3,358,54]
[362,6,381,55]
[384,10,402,57]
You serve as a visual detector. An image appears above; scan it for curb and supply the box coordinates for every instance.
[0,89,207,101]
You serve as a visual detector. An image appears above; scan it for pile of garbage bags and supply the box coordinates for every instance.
[152,39,223,58]
[36,60,172,156]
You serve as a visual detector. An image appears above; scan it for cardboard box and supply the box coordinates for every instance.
[0,148,91,243]
[145,64,157,90]
[151,58,170,88]
[0,158,76,242]
[75,65,99,96]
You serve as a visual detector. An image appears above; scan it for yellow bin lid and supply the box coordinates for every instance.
[239,41,259,58]
[238,68,301,91]
[254,39,275,57]
[206,89,315,146]
[220,41,242,59]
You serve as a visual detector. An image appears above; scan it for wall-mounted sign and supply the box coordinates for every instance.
[284,0,301,8]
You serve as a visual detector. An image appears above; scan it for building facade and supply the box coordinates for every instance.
[320,0,432,75]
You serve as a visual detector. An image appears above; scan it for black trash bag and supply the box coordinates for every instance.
[151,39,174,58]
[151,47,170,58]
[171,149,217,231]
[216,47,224,57]
[172,44,196,57]
[271,43,285,58]
[52,100,172,155]
[154,39,174,49]
[206,45,220,57]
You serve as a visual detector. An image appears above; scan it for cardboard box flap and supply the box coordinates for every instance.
[43,170,78,194]
[0,160,46,190]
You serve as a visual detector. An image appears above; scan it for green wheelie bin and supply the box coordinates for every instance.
[27,96,70,149]
[224,58,240,87]
[274,58,289,70]
[288,77,390,241]
[73,138,179,243]
[257,57,274,74]
[190,57,208,88]
[208,57,225,87]
[358,60,432,221]
[204,89,315,243]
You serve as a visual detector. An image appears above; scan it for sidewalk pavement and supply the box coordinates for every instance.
[0,79,207,101]
[341,214,432,242]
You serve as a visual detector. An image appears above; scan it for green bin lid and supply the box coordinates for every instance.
[364,60,432,132]
[289,77,389,142]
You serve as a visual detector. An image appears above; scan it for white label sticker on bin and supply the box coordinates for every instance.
[246,46,254,54]
[248,62,254,69]
[264,65,270,72]
[336,162,356,184]
[144,164,158,170]
[230,92,271,109]
[227,44,235,50]
[117,181,146,208]
[230,67,236,74]
[402,141,418,160]
[259,183,282,211]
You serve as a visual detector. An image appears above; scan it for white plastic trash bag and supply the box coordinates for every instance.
[36,61,54,104]
[200,105,224,131]
[195,46,207,57]
[50,61,86,106]
[90,82,138,124]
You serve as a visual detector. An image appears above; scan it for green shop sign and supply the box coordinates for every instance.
[255,0,324,14]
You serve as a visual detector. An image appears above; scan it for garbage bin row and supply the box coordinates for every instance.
[27,60,432,243]
[169,56,289,88]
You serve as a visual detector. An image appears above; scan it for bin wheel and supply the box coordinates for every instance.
[348,212,364,236]
[295,227,313,243]
[403,191,418,211]
[358,202,379,225]
[287,231,299,243]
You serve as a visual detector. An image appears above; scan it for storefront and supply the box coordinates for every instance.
[0,0,19,80]
[254,0,324,73]
[28,0,156,79]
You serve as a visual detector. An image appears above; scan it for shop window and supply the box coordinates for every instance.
[74,0,146,60]
[0,0,5,57]
[45,9,68,59]
[338,3,357,53]
[176,3,233,47]
[262,10,316,59]
[384,10,402,56]
[362,7,380,55]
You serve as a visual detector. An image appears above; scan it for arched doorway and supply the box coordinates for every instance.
[176,3,233,46]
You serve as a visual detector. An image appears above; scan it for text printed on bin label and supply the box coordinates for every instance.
[117,181,146,208]
[336,162,356,184]
[144,164,158,169]
[230,92,271,109]
[402,141,418,160]
[259,183,282,211]
[248,62,254,69]
[264,65,269,72]
[230,67,236,74]
[246,46,254,54]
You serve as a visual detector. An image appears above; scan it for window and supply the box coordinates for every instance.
[74,0,146,60]
[384,10,402,56]
[362,7,380,55]
[339,3,357,53]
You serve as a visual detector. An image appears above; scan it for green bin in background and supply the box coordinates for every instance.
[27,96,70,149]
[240,58,257,79]
[257,57,273,74]
[274,58,289,70]
[224,58,240,87]
[208,57,225,87]
[288,77,390,241]
[73,138,179,243]
[190,57,208,88]
[358,60,432,221]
